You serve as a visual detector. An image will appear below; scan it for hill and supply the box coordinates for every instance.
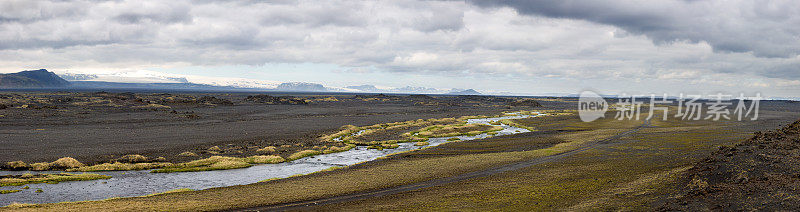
[660,118,800,210]
[0,69,70,88]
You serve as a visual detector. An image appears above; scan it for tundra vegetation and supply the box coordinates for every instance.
[255,146,277,153]
[322,111,539,147]
[0,173,111,187]
[12,107,778,211]
[4,110,669,211]
[67,162,173,172]
[143,188,194,197]
[28,157,85,171]
[498,119,536,131]
[178,152,198,157]
[2,111,541,174]
[151,155,285,173]
[3,203,35,209]
[242,155,285,164]
[4,94,796,211]
[63,155,170,172]
[0,190,20,194]
[286,150,322,161]
[407,123,503,139]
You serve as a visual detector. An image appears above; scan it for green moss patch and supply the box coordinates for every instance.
[410,123,503,138]
[0,189,21,194]
[0,173,111,187]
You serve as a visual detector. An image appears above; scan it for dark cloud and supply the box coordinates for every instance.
[0,0,797,97]
[114,11,191,24]
[257,2,368,27]
[0,0,87,23]
[470,0,800,58]
[0,39,115,50]
[763,62,800,79]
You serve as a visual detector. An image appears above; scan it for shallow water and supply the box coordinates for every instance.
[0,113,542,206]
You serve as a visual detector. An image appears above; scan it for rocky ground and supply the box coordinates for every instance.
[660,118,800,210]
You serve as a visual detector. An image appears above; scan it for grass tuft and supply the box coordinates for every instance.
[381,144,400,149]
[3,202,34,208]
[29,162,50,171]
[256,146,277,153]
[51,157,85,168]
[0,189,21,194]
[144,188,194,197]
[67,162,173,172]
[259,178,280,183]
[0,173,111,186]
[242,155,285,164]
[323,145,356,154]
[287,150,322,161]
[178,151,198,157]
[151,156,252,173]
[5,161,29,170]
[410,123,503,139]
[117,155,149,163]
[29,157,85,171]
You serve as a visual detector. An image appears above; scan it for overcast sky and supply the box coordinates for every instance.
[1,0,798,97]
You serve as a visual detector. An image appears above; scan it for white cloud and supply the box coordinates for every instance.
[0,0,797,97]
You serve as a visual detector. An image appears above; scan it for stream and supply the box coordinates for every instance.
[0,112,543,206]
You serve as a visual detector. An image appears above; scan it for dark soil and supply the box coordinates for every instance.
[243,94,307,105]
[659,118,800,211]
[0,91,571,168]
[507,99,542,107]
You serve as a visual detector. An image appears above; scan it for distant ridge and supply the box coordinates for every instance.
[68,81,251,91]
[276,82,327,92]
[345,85,381,92]
[344,84,444,94]
[446,89,482,95]
[0,69,70,88]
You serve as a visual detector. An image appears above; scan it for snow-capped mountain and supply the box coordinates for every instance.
[276,82,327,92]
[58,70,281,89]
[55,70,494,95]
[342,85,448,94]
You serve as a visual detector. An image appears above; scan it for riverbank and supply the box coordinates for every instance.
[0,111,544,206]
[2,92,562,165]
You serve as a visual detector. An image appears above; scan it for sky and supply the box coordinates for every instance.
[0,0,799,97]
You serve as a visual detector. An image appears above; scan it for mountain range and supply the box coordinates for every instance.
[0,69,485,95]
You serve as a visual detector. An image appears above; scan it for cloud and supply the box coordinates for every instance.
[0,0,797,97]
[470,0,800,58]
